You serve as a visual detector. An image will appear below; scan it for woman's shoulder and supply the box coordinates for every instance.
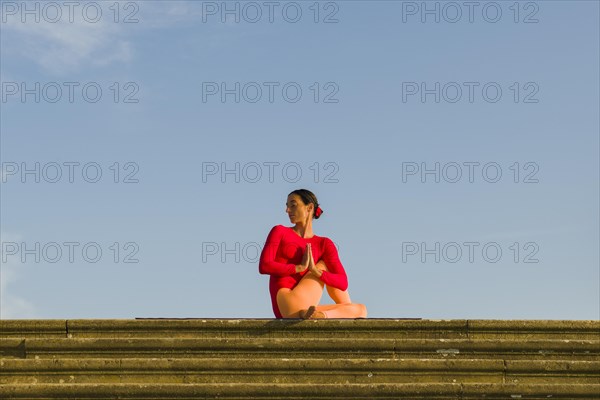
[267,225,332,243]
[269,224,291,234]
[315,234,333,245]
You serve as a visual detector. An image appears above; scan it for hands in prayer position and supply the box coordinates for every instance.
[295,244,324,277]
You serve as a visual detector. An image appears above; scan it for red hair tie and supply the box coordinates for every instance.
[314,206,323,218]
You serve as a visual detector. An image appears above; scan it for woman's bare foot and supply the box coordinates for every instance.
[306,305,327,319]
[301,305,317,319]
[309,309,327,319]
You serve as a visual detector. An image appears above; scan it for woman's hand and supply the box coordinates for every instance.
[295,245,310,273]
[306,244,322,277]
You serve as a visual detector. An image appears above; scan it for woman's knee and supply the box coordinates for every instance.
[358,303,368,318]
[316,259,329,273]
[300,269,325,287]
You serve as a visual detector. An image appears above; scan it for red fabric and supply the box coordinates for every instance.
[258,225,348,318]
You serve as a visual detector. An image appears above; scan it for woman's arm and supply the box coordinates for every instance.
[318,238,349,291]
[258,225,297,276]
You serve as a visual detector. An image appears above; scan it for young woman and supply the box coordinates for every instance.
[258,189,368,319]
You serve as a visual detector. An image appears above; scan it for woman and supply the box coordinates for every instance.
[258,189,368,319]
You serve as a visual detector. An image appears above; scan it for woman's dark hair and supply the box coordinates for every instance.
[288,189,322,219]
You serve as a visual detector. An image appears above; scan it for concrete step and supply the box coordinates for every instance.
[0,382,599,399]
[1,337,598,359]
[2,319,598,399]
[1,358,598,385]
[2,319,599,340]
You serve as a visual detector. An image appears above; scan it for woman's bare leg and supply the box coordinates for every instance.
[312,303,368,318]
[327,285,352,304]
[309,261,368,318]
[316,260,352,304]
[276,270,326,318]
[276,261,368,319]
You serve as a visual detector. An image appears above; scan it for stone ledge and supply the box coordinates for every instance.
[1,382,599,399]
[2,319,598,399]
[1,319,598,339]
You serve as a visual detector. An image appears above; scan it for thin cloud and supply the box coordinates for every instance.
[1,1,256,77]
[2,10,133,76]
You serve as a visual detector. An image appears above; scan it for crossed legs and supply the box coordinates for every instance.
[276,261,368,319]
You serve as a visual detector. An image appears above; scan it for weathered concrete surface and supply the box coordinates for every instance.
[1,382,599,399]
[1,319,598,399]
[2,319,598,339]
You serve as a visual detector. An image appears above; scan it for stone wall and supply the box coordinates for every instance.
[1,318,598,399]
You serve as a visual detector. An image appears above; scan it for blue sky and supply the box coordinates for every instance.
[1,0,598,319]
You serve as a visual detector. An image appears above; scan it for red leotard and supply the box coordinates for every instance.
[258,225,349,318]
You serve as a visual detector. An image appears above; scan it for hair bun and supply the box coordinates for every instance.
[314,205,323,219]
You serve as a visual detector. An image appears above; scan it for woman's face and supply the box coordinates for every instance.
[286,194,312,224]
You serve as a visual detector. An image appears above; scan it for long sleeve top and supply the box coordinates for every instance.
[258,224,348,318]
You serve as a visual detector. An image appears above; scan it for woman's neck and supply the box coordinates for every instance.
[293,223,314,239]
